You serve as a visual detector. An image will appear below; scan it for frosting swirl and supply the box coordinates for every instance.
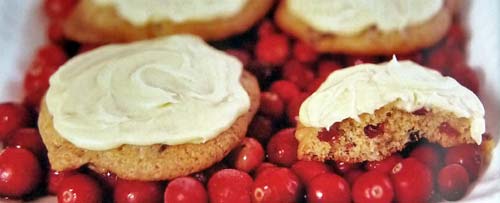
[288,0,443,36]
[46,35,250,150]
[93,0,248,26]
[299,58,485,144]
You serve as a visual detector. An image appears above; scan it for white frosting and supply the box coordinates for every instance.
[288,0,444,36]
[299,58,485,144]
[46,35,250,150]
[93,0,248,26]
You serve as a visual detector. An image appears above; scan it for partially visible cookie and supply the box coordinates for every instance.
[63,0,274,43]
[274,0,452,55]
[38,71,260,181]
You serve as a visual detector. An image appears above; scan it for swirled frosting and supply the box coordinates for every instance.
[299,57,485,144]
[288,0,443,36]
[46,35,250,150]
[93,0,248,26]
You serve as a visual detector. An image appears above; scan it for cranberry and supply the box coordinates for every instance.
[165,177,207,203]
[257,20,277,37]
[0,148,42,197]
[317,123,342,143]
[254,162,277,178]
[48,169,78,194]
[317,60,342,78]
[426,48,449,74]
[286,93,308,126]
[293,41,318,63]
[445,144,482,180]
[438,164,470,201]
[6,128,46,156]
[252,167,302,203]
[291,160,330,186]
[409,143,443,173]
[58,173,103,203]
[450,64,480,94]
[353,171,394,203]
[203,162,229,180]
[0,103,30,140]
[446,23,466,48]
[259,91,285,119]
[229,137,265,173]
[255,34,289,65]
[225,49,250,67]
[332,161,361,175]
[307,173,351,203]
[23,63,57,98]
[305,77,325,94]
[247,116,273,144]
[208,169,253,203]
[390,158,433,202]
[266,128,298,167]
[345,169,364,186]
[365,154,402,174]
[364,123,385,138]
[32,43,68,67]
[23,89,47,111]
[47,20,64,43]
[43,0,77,19]
[269,80,301,105]
[282,60,315,90]
[114,180,163,203]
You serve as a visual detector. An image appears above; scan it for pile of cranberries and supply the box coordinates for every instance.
[0,0,488,202]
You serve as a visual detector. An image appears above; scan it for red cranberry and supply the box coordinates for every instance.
[317,60,341,78]
[307,173,351,203]
[449,64,480,94]
[0,148,42,197]
[269,80,301,104]
[257,20,277,37]
[23,88,47,111]
[165,177,207,203]
[438,164,470,201]
[48,169,78,194]
[364,123,385,138]
[247,116,273,144]
[6,128,46,156]
[409,143,443,172]
[390,158,433,202]
[446,23,466,48]
[225,49,250,67]
[259,91,285,119]
[47,20,65,43]
[255,34,289,65]
[252,167,302,203]
[305,77,325,94]
[114,180,163,203]
[23,63,57,98]
[426,48,449,74]
[293,41,318,63]
[266,128,298,167]
[286,93,308,126]
[365,154,402,174]
[208,169,253,203]
[333,161,360,175]
[0,103,30,140]
[43,0,77,19]
[345,169,364,186]
[282,60,315,90]
[254,162,277,178]
[317,123,342,143]
[353,171,394,203]
[203,162,229,180]
[58,173,103,203]
[229,137,265,173]
[445,144,482,180]
[32,43,68,67]
[291,160,330,186]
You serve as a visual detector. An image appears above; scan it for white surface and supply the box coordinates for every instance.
[0,0,499,203]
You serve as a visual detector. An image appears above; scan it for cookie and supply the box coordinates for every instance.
[274,0,452,55]
[63,0,274,44]
[38,71,260,181]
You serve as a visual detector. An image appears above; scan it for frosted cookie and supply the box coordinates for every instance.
[63,0,274,43]
[295,58,485,163]
[38,35,260,180]
[275,0,452,55]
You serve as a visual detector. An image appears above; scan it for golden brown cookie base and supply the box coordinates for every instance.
[63,0,274,44]
[38,71,260,181]
[295,101,476,163]
[274,1,452,55]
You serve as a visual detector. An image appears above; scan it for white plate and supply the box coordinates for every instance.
[0,0,499,202]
